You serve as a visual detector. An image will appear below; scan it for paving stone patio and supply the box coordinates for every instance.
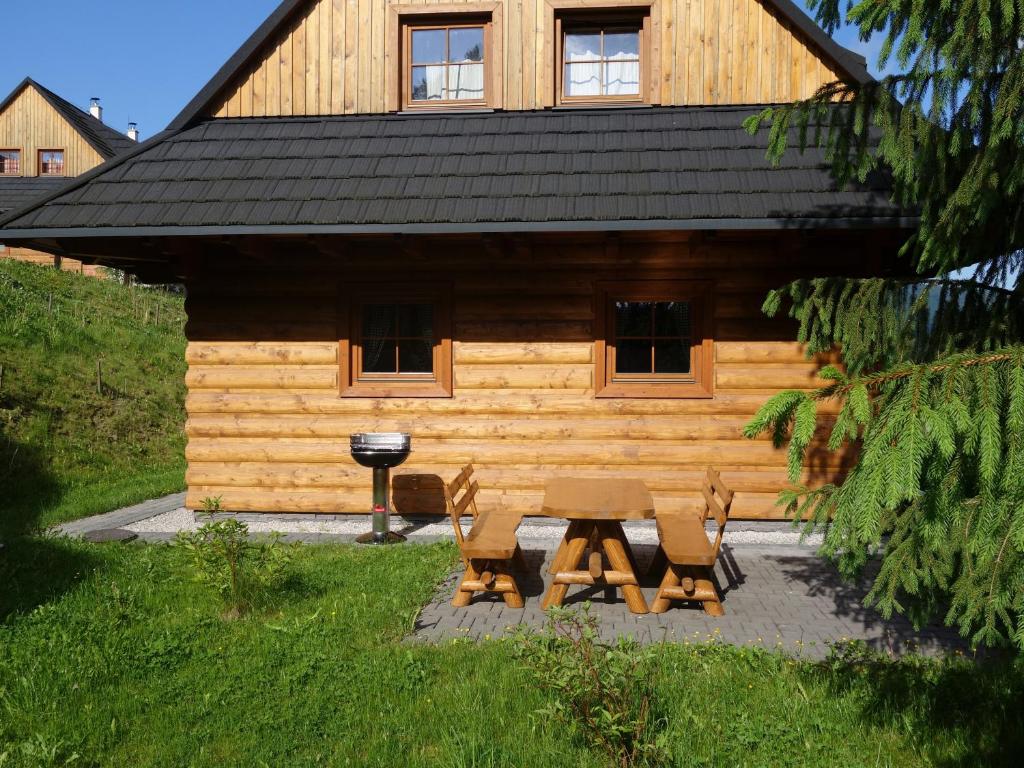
[61,494,974,659]
[413,542,972,659]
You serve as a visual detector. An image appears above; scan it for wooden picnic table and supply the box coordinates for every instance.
[539,477,655,614]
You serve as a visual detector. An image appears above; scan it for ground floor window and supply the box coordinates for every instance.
[595,280,714,398]
[339,284,453,397]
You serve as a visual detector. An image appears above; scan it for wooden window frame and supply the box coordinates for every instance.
[339,284,453,398]
[556,14,649,107]
[594,280,714,399]
[387,3,504,113]
[37,148,65,176]
[543,0,660,108]
[0,149,22,176]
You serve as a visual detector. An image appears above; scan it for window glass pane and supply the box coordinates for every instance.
[616,340,651,374]
[398,304,434,338]
[363,304,397,338]
[412,28,446,64]
[39,150,64,175]
[604,60,640,96]
[654,301,690,337]
[363,341,397,373]
[604,31,640,58]
[411,65,447,101]
[0,150,19,174]
[449,27,484,62]
[565,63,602,96]
[565,32,601,62]
[398,340,434,373]
[654,339,691,374]
[448,63,485,100]
[615,301,652,337]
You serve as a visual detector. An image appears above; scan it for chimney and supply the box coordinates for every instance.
[127,122,140,142]
[89,97,102,122]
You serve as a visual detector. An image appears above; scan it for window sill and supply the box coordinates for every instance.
[397,107,495,115]
[340,382,453,398]
[552,103,653,111]
[595,381,713,399]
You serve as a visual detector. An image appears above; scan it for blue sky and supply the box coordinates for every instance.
[0,0,885,138]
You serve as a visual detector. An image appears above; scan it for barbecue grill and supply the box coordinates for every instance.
[350,432,411,544]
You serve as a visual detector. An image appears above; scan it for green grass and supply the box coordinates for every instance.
[1,539,1020,767]
[0,260,187,535]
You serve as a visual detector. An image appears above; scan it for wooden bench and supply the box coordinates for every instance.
[650,468,734,616]
[446,464,527,608]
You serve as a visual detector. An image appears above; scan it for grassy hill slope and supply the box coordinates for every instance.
[0,260,186,537]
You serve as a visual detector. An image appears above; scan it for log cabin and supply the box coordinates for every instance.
[0,78,137,275]
[0,0,913,520]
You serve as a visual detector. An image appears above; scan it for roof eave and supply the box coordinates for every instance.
[0,216,920,242]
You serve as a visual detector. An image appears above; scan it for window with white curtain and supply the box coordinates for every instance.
[406,23,487,107]
[559,22,644,103]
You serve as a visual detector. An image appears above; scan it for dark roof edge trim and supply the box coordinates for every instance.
[0,216,919,241]
[0,77,34,116]
[768,0,871,85]
[167,0,871,132]
[0,129,180,228]
[30,81,118,158]
[167,0,310,131]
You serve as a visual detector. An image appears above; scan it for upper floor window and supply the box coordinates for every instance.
[404,21,488,109]
[38,150,64,176]
[0,150,20,175]
[556,12,648,106]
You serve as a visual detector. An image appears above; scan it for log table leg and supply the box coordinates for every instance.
[548,520,581,575]
[599,521,649,614]
[541,521,591,610]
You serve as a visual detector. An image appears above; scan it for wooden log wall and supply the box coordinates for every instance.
[0,245,103,276]
[182,231,878,519]
[0,85,104,177]
[211,0,845,118]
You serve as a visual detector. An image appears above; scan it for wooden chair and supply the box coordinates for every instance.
[445,464,528,608]
[650,468,734,616]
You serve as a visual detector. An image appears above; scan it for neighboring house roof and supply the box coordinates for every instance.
[0,78,137,159]
[0,177,71,217]
[168,0,872,133]
[0,106,910,237]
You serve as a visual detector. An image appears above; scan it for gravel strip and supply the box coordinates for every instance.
[125,507,824,548]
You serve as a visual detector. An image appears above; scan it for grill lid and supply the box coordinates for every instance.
[350,432,411,452]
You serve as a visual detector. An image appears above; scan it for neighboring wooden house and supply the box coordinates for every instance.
[0,0,913,519]
[0,78,136,275]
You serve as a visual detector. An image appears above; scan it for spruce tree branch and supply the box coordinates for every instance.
[813,351,1014,401]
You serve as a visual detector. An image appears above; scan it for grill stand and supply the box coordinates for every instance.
[355,466,407,545]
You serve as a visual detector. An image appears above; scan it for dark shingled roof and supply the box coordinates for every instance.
[0,78,137,160]
[0,106,910,236]
[0,177,72,217]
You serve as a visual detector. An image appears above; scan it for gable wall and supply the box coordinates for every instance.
[0,87,104,177]
[211,0,844,118]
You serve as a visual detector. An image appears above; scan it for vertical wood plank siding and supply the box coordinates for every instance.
[211,0,844,117]
[181,232,873,519]
[0,87,104,177]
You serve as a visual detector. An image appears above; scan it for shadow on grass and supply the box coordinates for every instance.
[0,433,103,620]
[1,430,61,540]
[809,651,1023,767]
[0,536,101,621]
